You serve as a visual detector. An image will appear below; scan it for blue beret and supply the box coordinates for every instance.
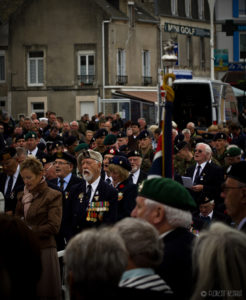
[109,155,131,171]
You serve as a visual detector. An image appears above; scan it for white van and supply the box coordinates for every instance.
[172,79,238,129]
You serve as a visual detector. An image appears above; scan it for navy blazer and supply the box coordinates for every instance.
[0,171,24,213]
[64,177,118,241]
[185,161,225,206]
[192,210,231,231]
[116,177,138,220]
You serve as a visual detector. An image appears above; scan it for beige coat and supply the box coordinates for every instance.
[16,180,62,249]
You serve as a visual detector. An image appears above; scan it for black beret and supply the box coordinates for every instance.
[127,150,142,158]
[117,131,127,138]
[94,128,108,139]
[42,155,55,165]
[174,134,184,145]
[37,142,46,151]
[174,141,188,154]
[197,193,214,205]
[202,132,214,142]
[131,121,140,127]
[227,161,246,184]
[52,151,77,167]
[103,148,119,156]
[213,132,227,141]
[109,155,131,171]
[64,136,77,147]
[119,144,130,152]
[0,147,17,161]
[15,134,25,141]
[137,130,150,140]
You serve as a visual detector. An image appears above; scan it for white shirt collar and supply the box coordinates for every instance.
[86,176,101,202]
[131,168,140,184]
[238,217,246,230]
[28,147,38,156]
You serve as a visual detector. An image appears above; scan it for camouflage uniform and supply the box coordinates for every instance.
[173,156,195,176]
[140,147,154,174]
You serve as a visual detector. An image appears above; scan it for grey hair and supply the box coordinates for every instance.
[182,128,191,135]
[114,217,163,268]
[144,199,192,228]
[191,222,246,300]
[64,227,128,292]
[70,120,78,126]
[196,142,212,155]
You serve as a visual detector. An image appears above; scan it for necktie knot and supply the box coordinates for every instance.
[194,165,201,185]
[200,215,210,222]
[60,178,65,191]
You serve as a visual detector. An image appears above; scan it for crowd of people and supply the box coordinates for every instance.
[0,109,246,300]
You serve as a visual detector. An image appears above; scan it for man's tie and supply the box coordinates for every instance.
[85,184,92,205]
[59,178,65,192]
[194,165,201,185]
[5,175,13,198]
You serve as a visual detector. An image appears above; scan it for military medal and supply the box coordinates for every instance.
[118,192,123,201]
[10,192,14,199]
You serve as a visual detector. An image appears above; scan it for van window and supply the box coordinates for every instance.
[173,83,212,129]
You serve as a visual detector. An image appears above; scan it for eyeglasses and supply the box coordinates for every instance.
[53,161,70,166]
[221,183,246,192]
[194,149,203,153]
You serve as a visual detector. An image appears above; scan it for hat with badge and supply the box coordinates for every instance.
[103,134,117,146]
[174,134,184,145]
[138,177,196,211]
[127,150,142,158]
[79,149,103,163]
[137,130,150,140]
[109,155,131,171]
[74,143,89,153]
[117,131,127,138]
[202,132,214,143]
[227,161,246,184]
[174,141,188,154]
[103,148,119,157]
[197,193,214,205]
[94,128,108,139]
[224,147,241,157]
[40,153,53,166]
[52,151,77,167]
[213,132,227,141]
[0,147,17,161]
[24,131,37,140]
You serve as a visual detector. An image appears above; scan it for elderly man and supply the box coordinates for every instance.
[127,150,147,185]
[131,177,196,299]
[64,227,128,300]
[50,151,81,250]
[221,161,246,232]
[192,194,231,231]
[65,149,118,240]
[185,142,224,206]
[0,147,24,214]
[25,131,47,162]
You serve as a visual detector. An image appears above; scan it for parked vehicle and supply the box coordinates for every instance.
[172,79,238,129]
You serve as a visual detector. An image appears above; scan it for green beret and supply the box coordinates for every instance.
[24,131,37,140]
[74,143,89,153]
[225,147,241,157]
[138,178,196,211]
[103,134,117,146]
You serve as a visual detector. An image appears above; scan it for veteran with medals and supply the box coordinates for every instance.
[64,150,118,241]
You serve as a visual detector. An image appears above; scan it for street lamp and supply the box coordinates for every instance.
[208,0,216,80]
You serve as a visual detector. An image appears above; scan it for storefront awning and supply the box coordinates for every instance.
[114,90,158,103]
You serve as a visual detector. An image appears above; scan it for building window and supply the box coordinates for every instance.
[198,0,204,20]
[142,50,152,85]
[239,0,246,16]
[32,102,45,119]
[200,37,205,70]
[185,0,191,17]
[77,51,95,85]
[171,0,178,15]
[0,51,5,82]
[117,49,127,85]
[27,51,44,86]
[187,36,192,68]
[240,33,246,60]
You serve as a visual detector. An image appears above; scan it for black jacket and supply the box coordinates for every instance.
[64,178,118,241]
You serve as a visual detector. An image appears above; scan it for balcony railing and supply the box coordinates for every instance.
[142,76,152,86]
[116,75,128,85]
[77,75,95,86]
